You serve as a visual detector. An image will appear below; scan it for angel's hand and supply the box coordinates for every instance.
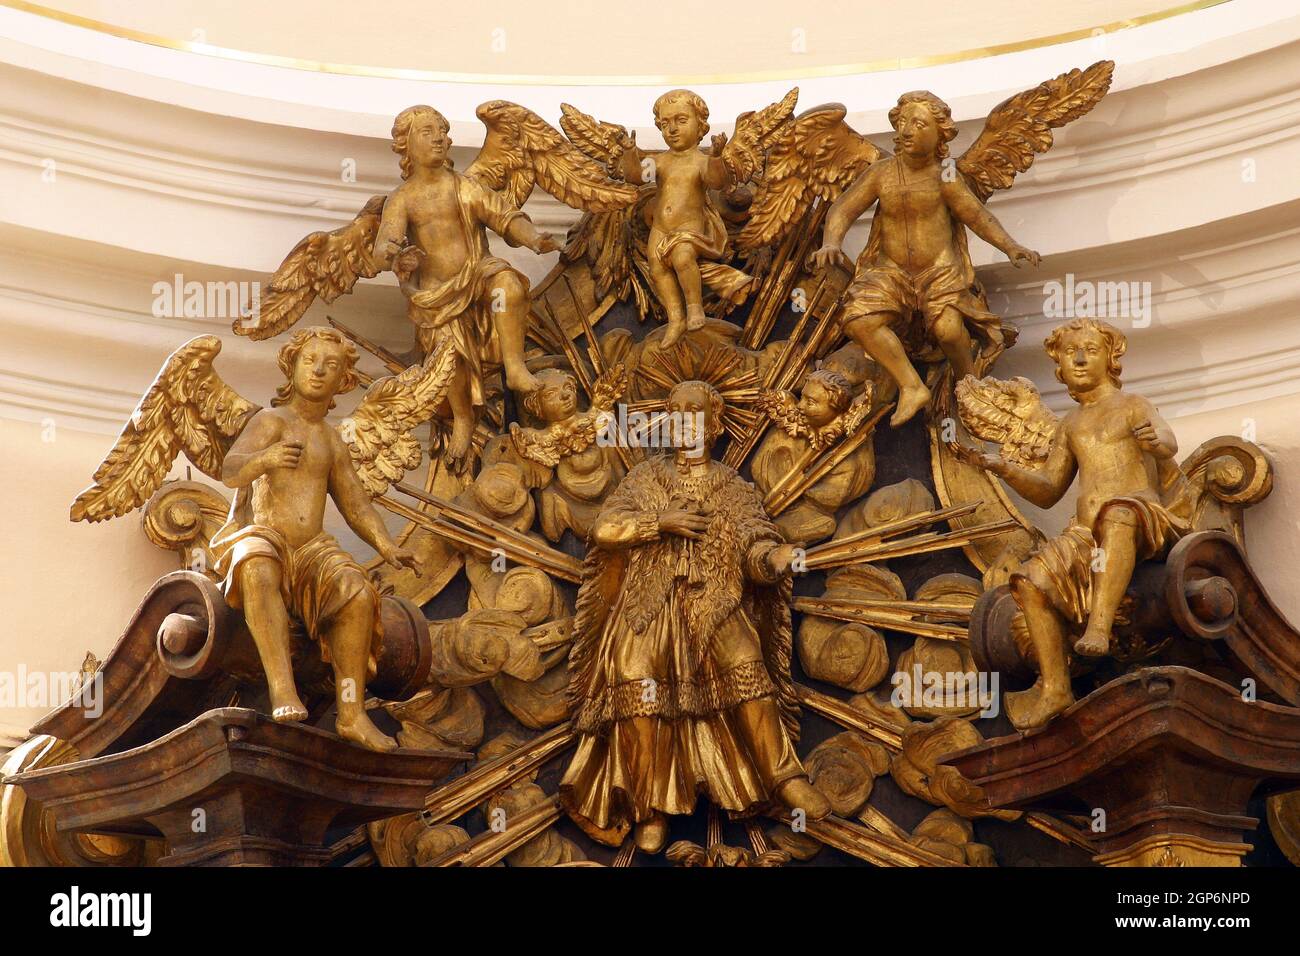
[261,439,304,472]
[1132,418,1162,453]
[658,509,711,539]
[767,543,799,576]
[949,439,1002,473]
[393,245,423,282]
[383,545,421,574]
[531,232,561,255]
[1008,244,1042,268]
[808,243,853,274]
[710,132,729,157]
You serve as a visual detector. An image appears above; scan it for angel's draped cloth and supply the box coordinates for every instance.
[209,488,383,675]
[559,456,804,846]
[405,172,532,410]
[647,197,753,306]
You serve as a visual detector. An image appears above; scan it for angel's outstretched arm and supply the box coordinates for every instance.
[703,134,733,190]
[982,434,1077,508]
[942,176,1038,263]
[221,411,288,488]
[372,192,408,268]
[328,430,404,559]
[821,164,882,249]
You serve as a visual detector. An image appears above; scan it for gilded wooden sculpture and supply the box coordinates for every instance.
[10,54,1300,870]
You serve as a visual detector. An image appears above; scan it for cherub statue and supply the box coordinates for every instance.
[561,89,798,347]
[810,62,1114,427]
[507,364,629,542]
[559,379,830,854]
[952,318,1190,729]
[70,328,459,751]
[752,369,877,542]
[238,101,639,473]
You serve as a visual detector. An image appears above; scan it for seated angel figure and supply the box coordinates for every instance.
[71,328,458,751]
[953,318,1190,729]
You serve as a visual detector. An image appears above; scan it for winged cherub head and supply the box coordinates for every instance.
[273,326,360,409]
[391,105,453,179]
[522,367,580,423]
[654,89,710,151]
[888,91,958,161]
[799,368,854,430]
[1044,318,1127,394]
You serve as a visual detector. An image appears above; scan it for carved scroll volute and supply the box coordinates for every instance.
[1178,437,1273,545]
[141,480,231,579]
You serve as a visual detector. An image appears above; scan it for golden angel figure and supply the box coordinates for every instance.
[70,328,458,750]
[953,318,1190,729]
[559,380,829,853]
[810,62,1114,426]
[239,101,638,473]
[561,89,798,347]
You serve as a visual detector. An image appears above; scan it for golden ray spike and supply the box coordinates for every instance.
[802,502,982,561]
[1025,812,1095,852]
[858,805,912,843]
[797,596,972,621]
[792,598,970,641]
[326,315,406,374]
[745,819,773,856]
[424,724,576,823]
[796,684,903,751]
[612,838,638,867]
[427,795,563,867]
[771,811,964,867]
[804,518,1021,568]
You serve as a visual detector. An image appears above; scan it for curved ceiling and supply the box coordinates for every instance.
[23,0,1220,81]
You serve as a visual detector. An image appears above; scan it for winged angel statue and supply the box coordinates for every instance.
[70,328,458,751]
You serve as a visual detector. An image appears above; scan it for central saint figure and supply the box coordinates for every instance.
[560,380,829,853]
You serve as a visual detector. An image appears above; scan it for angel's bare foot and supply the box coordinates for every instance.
[776,776,831,821]
[634,811,669,854]
[1004,682,1074,731]
[268,683,307,723]
[661,319,686,349]
[336,711,398,752]
[685,304,707,332]
[445,421,474,473]
[505,362,541,395]
[891,383,932,427]
[1073,625,1111,658]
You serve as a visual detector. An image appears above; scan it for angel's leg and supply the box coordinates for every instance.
[444,361,475,475]
[668,244,707,331]
[648,231,686,347]
[932,306,976,382]
[842,311,930,427]
[237,556,307,722]
[1076,503,1140,657]
[1003,571,1075,730]
[487,271,540,394]
[325,582,397,752]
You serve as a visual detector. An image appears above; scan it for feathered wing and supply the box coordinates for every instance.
[342,337,458,495]
[838,385,878,435]
[558,103,630,169]
[754,389,810,440]
[71,336,259,522]
[739,104,883,250]
[721,87,800,185]
[467,100,639,212]
[955,375,1060,466]
[237,195,386,341]
[589,363,629,411]
[956,61,1114,202]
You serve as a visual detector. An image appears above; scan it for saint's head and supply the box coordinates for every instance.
[391,105,452,179]
[667,379,724,456]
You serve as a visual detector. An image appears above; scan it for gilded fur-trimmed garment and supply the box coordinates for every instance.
[559,455,804,846]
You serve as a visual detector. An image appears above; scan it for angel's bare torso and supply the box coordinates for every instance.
[380,171,474,285]
[1063,392,1163,528]
[649,150,713,237]
[233,408,342,549]
[865,157,964,275]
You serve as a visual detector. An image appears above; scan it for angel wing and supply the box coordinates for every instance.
[721,87,800,185]
[838,386,877,435]
[956,61,1114,202]
[955,375,1060,466]
[236,195,386,341]
[589,363,629,411]
[739,104,883,251]
[71,336,259,522]
[467,101,639,212]
[754,388,810,439]
[558,103,630,170]
[342,338,458,496]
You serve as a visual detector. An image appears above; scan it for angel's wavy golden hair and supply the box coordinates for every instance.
[805,368,853,415]
[273,327,360,408]
[653,90,710,135]
[391,105,451,180]
[1044,318,1127,388]
[889,91,958,159]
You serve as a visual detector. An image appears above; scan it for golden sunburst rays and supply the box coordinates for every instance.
[634,342,763,444]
